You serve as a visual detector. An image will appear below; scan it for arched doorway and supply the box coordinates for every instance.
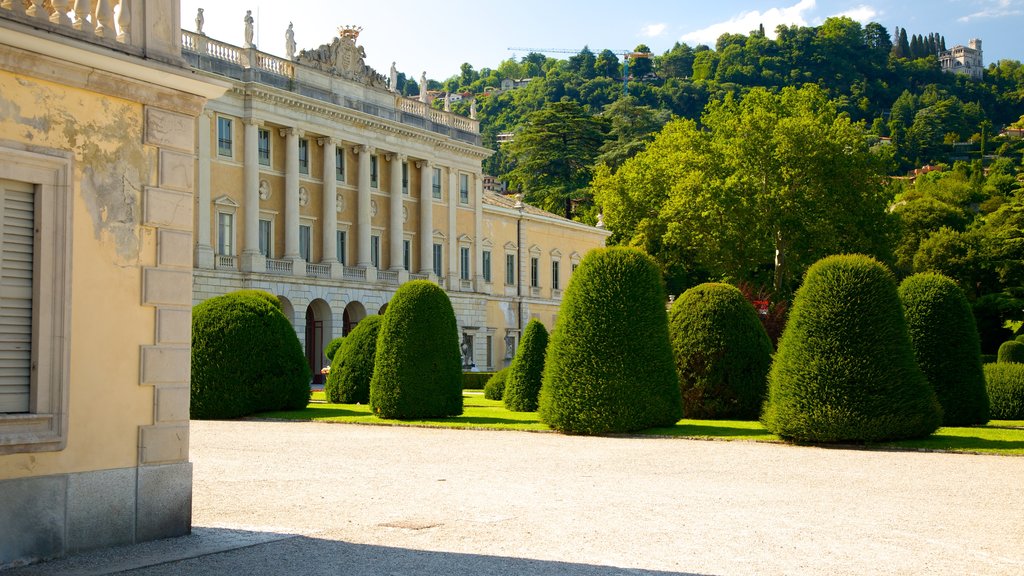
[305,299,332,384]
[277,295,295,327]
[342,301,366,336]
[378,302,388,315]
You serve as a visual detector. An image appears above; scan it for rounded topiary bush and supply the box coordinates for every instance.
[503,319,549,412]
[369,280,462,419]
[324,315,382,404]
[899,273,989,426]
[324,337,345,362]
[668,283,772,420]
[762,255,942,442]
[984,363,1024,419]
[998,340,1024,364]
[538,247,682,434]
[192,290,310,419]
[484,367,509,400]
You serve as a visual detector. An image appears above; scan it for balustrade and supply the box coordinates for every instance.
[266,258,293,275]
[2,0,133,47]
[306,262,330,278]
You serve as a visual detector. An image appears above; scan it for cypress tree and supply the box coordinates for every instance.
[503,319,549,412]
[325,315,382,404]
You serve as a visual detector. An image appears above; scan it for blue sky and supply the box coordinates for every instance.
[180,0,1024,81]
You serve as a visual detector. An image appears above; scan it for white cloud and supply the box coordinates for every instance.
[680,0,816,45]
[958,0,1023,22]
[835,4,878,23]
[642,23,668,38]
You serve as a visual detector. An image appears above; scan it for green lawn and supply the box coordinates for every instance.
[263,392,1024,456]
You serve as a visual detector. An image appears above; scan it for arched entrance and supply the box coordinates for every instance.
[277,295,295,327]
[305,299,332,384]
[378,302,388,315]
[342,301,366,336]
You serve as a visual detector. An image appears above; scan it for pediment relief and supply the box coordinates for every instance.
[213,195,239,208]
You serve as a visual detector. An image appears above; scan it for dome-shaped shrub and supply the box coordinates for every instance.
[503,319,549,412]
[369,281,462,419]
[324,315,382,404]
[998,340,1024,364]
[899,273,989,426]
[324,337,345,362]
[763,255,942,442]
[192,290,310,419]
[484,367,509,401]
[984,363,1024,419]
[539,247,682,434]
[669,283,772,419]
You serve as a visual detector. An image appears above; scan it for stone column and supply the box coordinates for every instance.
[355,144,375,271]
[388,153,406,278]
[447,167,458,289]
[474,173,485,292]
[241,118,265,272]
[417,159,434,278]
[195,110,214,269]
[319,137,342,278]
[281,127,302,273]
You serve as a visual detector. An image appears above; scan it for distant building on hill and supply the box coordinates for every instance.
[939,39,984,80]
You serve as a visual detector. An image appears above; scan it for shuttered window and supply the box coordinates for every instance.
[0,180,34,414]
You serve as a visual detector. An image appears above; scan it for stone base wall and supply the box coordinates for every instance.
[0,463,191,568]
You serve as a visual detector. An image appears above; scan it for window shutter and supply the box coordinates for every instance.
[0,180,34,413]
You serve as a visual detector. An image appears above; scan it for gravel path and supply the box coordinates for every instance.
[12,420,1024,575]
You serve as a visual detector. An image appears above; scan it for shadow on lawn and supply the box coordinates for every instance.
[887,433,1024,453]
[644,422,774,439]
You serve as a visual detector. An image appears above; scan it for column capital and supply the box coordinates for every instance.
[354,144,376,155]
[242,117,261,127]
[201,110,215,119]
[384,152,407,162]
[415,158,432,169]
[317,136,339,147]
[279,127,304,138]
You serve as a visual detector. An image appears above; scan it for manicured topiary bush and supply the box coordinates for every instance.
[503,319,549,412]
[899,273,989,426]
[998,340,1024,364]
[984,363,1024,419]
[461,372,495,390]
[192,290,310,419]
[324,315,382,404]
[668,283,772,420]
[369,280,462,419]
[762,255,942,442]
[324,337,345,362]
[539,247,682,434]
[484,367,509,400]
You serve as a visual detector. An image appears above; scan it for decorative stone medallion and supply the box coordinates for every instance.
[258,179,271,200]
[299,186,310,207]
[370,199,378,217]
[336,193,346,212]
[402,205,408,223]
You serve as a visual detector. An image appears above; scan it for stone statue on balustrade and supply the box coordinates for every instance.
[419,71,428,103]
[243,10,255,48]
[389,61,398,93]
[470,99,477,119]
[195,8,205,35]
[285,22,296,60]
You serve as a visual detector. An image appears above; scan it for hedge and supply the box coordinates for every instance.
[324,337,345,362]
[539,247,682,434]
[762,255,942,442]
[504,319,549,412]
[462,372,495,390]
[998,341,1024,364]
[191,290,310,419]
[324,315,382,404]
[369,280,463,419]
[984,363,1024,419]
[899,273,989,426]
[484,368,509,400]
[668,283,772,420]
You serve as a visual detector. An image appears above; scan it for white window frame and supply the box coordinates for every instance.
[258,211,276,258]
[432,167,442,200]
[459,173,470,205]
[403,237,412,271]
[433,242,443,277]
[0,145,72,455]
[217,211,235,256]
[336,227,348,265]
[217,115,233,158]
[460,245,471,281]
[257,127,271,166]
[370,154,379,189]
[299,223,312,262]
[371,233,381,268]
[482,250,492,283]
[505,253,515,286]
[298,138,310,175]
[402,161,409,195]
[335,146,345,182]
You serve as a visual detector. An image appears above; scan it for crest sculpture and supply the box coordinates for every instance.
[296,25,388,88]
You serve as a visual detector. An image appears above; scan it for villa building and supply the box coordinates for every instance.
[183,22,609,378]
[939,39,984,80]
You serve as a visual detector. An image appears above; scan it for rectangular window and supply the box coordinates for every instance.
[460,246,471,280]
[459,174,470,204]
[335,147,345,182]
[299,224,311,262]
[486,335,493,368]
[402,162,409,194]
[505,254,515,286]
[371,234,380,268]
[432,168,442,199]
[433,243,443,277]
[552,260,560,290]
[530,257,539,288]
[258,219,272,258]
[217,212,234,256]
[403,239,411,271]
[336,230,347,265]
[298,138,309,175]
[370,155,379,188]
[572,262,578,274]
[482,250,492,283]
[257,128,270,166]
[0,180,35,414]
[217,116,233,157]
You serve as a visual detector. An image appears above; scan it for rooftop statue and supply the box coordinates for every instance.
[295,25,387,89]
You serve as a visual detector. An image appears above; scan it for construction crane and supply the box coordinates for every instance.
[507,47,652,94]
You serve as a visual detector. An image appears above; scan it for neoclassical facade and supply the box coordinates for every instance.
[184,25,609,377]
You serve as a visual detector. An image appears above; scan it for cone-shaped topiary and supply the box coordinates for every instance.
[539,247,682,434]
[192,290,310,419]
[984,363,1024,419]
[668,283,772,419]
[998,340,1024,363]
[763,255,942,442]
[369,280,463,419]
[324,315,382,404]
[324,337,345,362]
[503,319,549,412]
[484,367,509,400]
[898,273,989,425]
